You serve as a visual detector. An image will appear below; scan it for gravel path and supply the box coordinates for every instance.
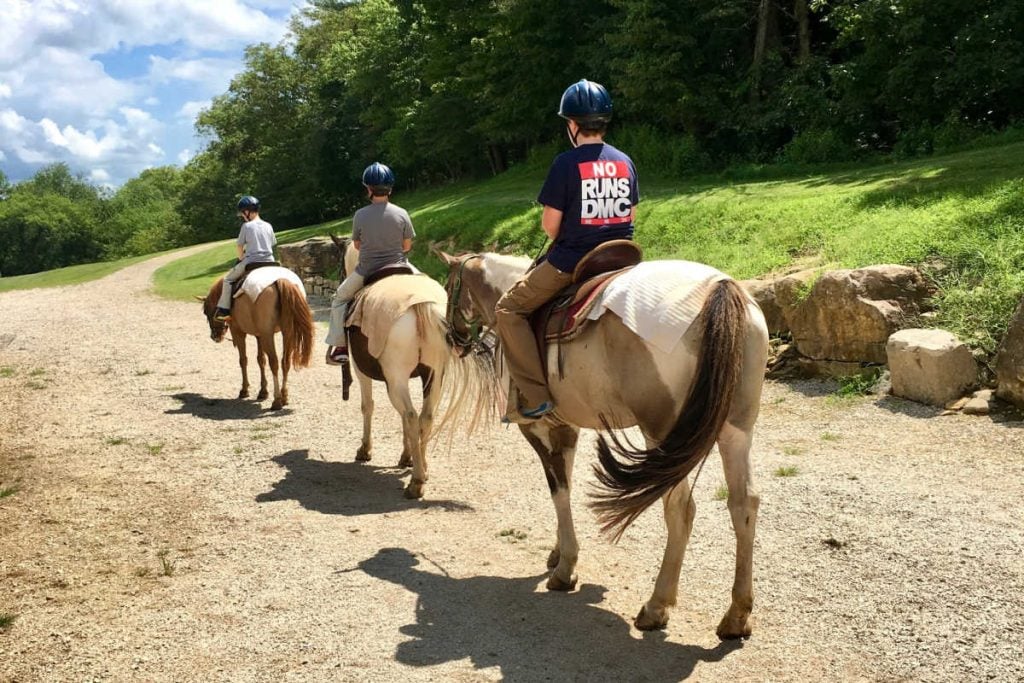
[1,249,1022,682]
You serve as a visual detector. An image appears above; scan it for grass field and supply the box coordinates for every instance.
[10,139,1024,353]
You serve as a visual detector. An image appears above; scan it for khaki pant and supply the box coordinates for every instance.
[494,260,573,409]
[324,271,365,347]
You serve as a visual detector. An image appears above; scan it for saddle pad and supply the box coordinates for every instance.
[346,274,447,358]
[235,266,306,302]
[585,260,730,354]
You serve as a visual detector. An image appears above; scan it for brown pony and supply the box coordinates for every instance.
[438,250,769,639]
[200,272,314,410]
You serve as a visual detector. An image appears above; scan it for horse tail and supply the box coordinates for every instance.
[276,280,314,368]
[590,278,748,541]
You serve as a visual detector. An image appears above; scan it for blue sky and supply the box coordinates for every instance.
[0,0,302,187]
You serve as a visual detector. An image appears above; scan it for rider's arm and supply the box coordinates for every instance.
[352,240,361,251]
[236,243,245,259]
[402,238,412,253]
[541,205,562,241]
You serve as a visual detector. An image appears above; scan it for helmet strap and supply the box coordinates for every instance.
[566,121,580,148]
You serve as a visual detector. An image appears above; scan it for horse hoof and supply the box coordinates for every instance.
[256,390,268,401]
[404,481,424,499]
[238,390,249,399]
[546,573,577,592]
[546,548,560,570]
[716,614,752,640]
[271,400,284,410]
[355,448,372,462]
[397,455,412,468]
[634,605,669,631]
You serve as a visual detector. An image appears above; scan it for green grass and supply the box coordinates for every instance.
[774,465,800,477]
[0,486,19,499]
[0,367,14,378]
[0,253,153,293]
[713,484,729,501]
[0,613,16,630]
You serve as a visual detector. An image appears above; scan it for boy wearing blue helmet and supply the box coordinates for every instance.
[495,79,639,421]
[215,195,277,321]
[325,162,415,364]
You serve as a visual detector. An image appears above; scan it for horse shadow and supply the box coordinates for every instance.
[255,450,474,516]
[165,392,294,421]
[350,548,742,681]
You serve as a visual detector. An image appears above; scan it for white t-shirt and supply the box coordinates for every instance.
[237,218,276,264]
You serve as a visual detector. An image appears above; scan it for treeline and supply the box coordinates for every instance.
[3,0,1023,275]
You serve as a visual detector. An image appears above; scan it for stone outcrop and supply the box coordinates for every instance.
[886,329,978,407]
[994,296,1024,407]
[740,279,787,336]
[278,236,344,298]
[776,265,933,364]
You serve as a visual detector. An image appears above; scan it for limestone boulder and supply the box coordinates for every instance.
[777,265,933,363]
[887,329,978,407]
[278,237,343,280]
[740,279,787,336]
[994,296,1024,408]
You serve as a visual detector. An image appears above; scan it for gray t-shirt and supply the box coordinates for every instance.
[237,218,276,264]
[352,202,415,276]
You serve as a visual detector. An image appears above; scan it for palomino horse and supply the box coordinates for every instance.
[336,240,491,499]
[200,269,314,410]
[438,250,769,639]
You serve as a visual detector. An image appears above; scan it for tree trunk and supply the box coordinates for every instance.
[795,0,811,64]
[751,0,775,101]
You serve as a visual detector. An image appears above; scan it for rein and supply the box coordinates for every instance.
[445,254,487,352]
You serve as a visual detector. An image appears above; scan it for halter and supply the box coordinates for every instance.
[444,254,487,352]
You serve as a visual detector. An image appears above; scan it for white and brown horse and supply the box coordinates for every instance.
[200,271,314,410]
[438,250,768,639]
[337,240,492,499]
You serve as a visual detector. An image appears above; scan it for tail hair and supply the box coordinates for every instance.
[276,280,314,368]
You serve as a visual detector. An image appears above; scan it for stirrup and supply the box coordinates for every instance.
[501,400,555,424]
[326,346,348,366]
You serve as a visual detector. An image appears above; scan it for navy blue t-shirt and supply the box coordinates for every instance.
[537,142,639,273]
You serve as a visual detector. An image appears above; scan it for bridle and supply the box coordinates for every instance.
[444,254,488,353]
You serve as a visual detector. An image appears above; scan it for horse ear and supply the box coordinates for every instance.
[430,243,454,266]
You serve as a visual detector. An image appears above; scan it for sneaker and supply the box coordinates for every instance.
[326,346,348,366]
[213,308,231,322]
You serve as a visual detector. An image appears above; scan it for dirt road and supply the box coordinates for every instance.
[1,249,1022,682]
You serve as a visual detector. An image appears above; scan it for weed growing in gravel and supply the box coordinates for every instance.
[713,485,729,501]
[146,443,164,456]
[133,567,151,578]
[26,380,46,390]
[0,486,19,499]
[834,372,881,398]
[29,368,46,377]
[0,367,14,378]
[157,550,176,577]
[159,385,185,391]
[820,432,841,442]
[106,437,128,446]
[498,528,528,542]
[134,369,153,376]
[250,433,272,442]
[774,465,799,477]
[232,447,244,455]
[782,444,805,456]
[0,613,17,630]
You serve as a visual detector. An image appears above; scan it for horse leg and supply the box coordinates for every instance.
[714,420,760,640]
[280,333,291,407]
[414,367,442,469]
[263,334,283,410]
[635,476,696,631]
[520,421,580,591]
[254,338,269,401]
[385,380,425,499]
[354,366,374,462]
[234,333,249,399]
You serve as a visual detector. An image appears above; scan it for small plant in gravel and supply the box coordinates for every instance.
[29,368,46,377]
[26,380,46,390]
[0,612,17,630]
[820,432,841,442]
[134,369,153,376]
[133,566,152,578]
[833,372,881,399]
[146,443,164,456]
[498,528,528,542]
[157,550,176,577]
[713,484,729,501]
[774,465,799,477]
[0,367,15,378]
[0,485,19,499]
[782,444,805,456]
[106,437,128,446]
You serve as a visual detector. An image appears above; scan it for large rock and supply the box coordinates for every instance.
[994,296,1024,407]
[740,279,787,336]
[278,237,343,280]
[776,265,933,363]
[887,329,978,407]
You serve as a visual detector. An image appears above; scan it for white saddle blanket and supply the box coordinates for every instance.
[585,260,730,354]
[235,266,306,302]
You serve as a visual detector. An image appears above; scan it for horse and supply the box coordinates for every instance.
[437,249,769,639]
[334,238,492,499]
[199,268,314,410]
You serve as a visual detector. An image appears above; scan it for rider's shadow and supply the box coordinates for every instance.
[165,392,292,420]
[255,450,473,516]
[354,548,742,682]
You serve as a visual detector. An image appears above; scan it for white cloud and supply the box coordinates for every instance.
[144,96,159,106]
[177,99,211,122]
[90,168,111,183]
[0,83,11,99]
[0,150,6,161]
[177,148,194,164]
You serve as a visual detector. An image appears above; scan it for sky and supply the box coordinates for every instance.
[0,0,302,188]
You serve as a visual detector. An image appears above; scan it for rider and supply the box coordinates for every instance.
[325,162,415,365]
[215,195,277,322]
[495,79,639,422]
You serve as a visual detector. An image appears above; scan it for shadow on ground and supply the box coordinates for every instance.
[166,392,293,420]
[256,449,474,515]
[348,547,741,681]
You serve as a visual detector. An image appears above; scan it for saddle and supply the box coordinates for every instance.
[229,261,281,298]
[344,265,416,326]
[528,240,642,377]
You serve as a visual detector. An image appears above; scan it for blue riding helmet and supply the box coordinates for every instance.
[362,162,395,187]
[557,79,613,122]
[237,195,260,211]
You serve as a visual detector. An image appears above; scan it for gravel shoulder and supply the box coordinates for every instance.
[1,250,1022,682]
